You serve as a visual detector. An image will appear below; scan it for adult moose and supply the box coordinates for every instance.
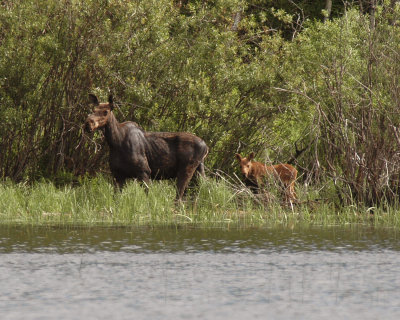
[85,94,208,200]
[235,152,297,203]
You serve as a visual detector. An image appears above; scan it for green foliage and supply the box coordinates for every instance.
[0,0,299,180]
[1,176,395,227]
[283,6,400,205]
[2,1,400,207]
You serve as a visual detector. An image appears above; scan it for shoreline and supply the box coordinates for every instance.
[1,176,398,228]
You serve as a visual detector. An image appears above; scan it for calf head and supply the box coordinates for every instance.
[85,94,114,132]
[235,152,255,178]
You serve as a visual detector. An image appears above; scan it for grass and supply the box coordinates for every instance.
[0,175,399,228]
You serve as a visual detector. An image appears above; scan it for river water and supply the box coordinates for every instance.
[1,225,400,319]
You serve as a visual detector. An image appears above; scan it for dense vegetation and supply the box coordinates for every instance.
[1,176,394,227]
[1,0,400,209]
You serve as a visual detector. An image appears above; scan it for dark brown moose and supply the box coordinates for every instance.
[85,94,208,199]
[235,152,297,203]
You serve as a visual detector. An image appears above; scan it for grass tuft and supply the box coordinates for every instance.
[1,175,400,228]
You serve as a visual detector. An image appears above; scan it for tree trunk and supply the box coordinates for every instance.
[324,0,332,22]
[369,0,376,29]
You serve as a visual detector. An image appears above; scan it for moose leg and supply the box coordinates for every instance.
[176,164,198,200]
[189,162,206,188]
[245,178,259,194]
[113,173,126,190]
[288,182,297,201]
[139,174,151,193]
[134,167,151,193]
[196,162,205,177]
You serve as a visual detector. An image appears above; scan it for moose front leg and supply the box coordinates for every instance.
[137,171,151,194]
[113,174,126,190]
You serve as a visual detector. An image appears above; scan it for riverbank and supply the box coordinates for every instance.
[0,176,398,227]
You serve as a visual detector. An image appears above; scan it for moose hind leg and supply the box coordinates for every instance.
[196,162,205,177]
[176,164,198,200]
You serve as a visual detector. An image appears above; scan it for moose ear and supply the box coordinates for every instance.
[235,153,242,162]
[248,152,255,161]
[89,94,99,106]
[108,95,114,110]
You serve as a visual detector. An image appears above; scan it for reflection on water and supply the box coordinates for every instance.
[1,225,400,319]
[1,225,399,253]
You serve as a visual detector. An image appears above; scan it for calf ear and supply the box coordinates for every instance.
[89,94,99,106]
[108,95,114,110]
[248,152,255,161]
[235,153,242,162]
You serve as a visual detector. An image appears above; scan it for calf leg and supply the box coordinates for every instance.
[289,182,297,201]
[284,182,297,202]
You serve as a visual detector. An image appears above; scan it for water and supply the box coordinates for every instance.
[1,225,400,319]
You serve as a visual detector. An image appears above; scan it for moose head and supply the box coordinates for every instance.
[85,94,114,132]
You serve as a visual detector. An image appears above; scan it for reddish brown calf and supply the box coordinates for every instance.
[85,94,208,200]
[235,152,297,202]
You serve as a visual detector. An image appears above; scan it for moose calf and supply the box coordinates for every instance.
[85,94,208,200]
[235,152,297,203]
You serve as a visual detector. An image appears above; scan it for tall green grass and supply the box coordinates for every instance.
[0,176,399,227]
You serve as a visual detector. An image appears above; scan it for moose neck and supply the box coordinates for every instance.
[104,112,124,147]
